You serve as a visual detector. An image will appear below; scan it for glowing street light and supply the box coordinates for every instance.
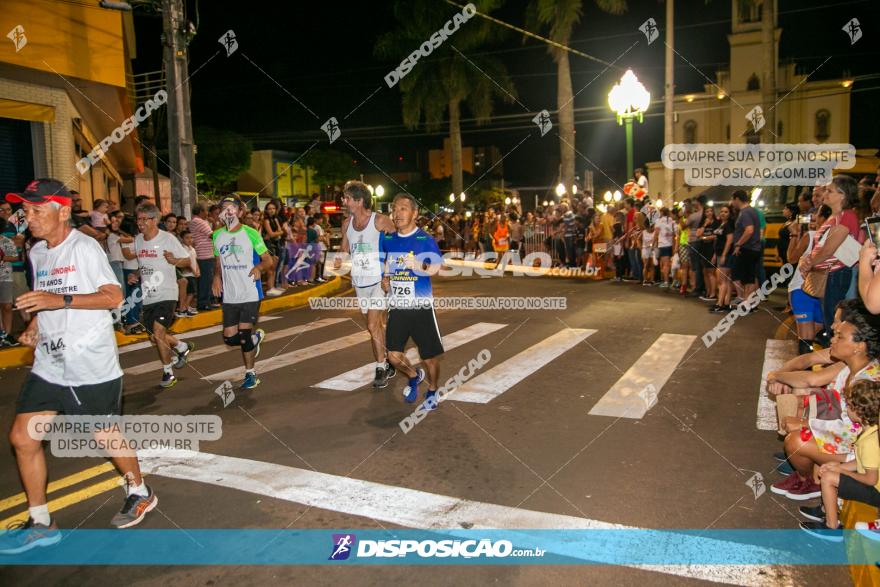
[603,190,612,202]
[375,185,385,198]
[608,69,650,180]
[367,184,374,195]
[542,200,549,207]
[449,193,455,203]
[555,183,566,197]
[613,190,622,202]
[656,199,663,208]
[572,185,578,195]
[459,192,466,202]
[504,197,512,205]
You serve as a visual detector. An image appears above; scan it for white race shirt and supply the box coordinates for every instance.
[656,216,675,248]
[135,230,188,305]
[29,229,123,386]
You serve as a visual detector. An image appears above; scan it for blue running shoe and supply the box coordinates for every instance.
[253,328,265,359]
[403,368,425,403]
[423,390,438,411]
[0,518,60,554]
[241,371,261,390]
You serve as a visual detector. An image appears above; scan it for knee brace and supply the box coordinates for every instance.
[223,333,242,347]
[239,328,255,352]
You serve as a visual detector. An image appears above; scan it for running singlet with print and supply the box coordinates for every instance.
[347,212,382,288]
[212,225,268,304]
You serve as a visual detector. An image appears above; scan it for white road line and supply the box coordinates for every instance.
[312,322,508,391]
[450,329,597,404]
[588,333,696,419]
[757,340,798,431]
[139,450,792,585]
[118,316,280,354]
[202,330,370,382]
[124,318,348,376]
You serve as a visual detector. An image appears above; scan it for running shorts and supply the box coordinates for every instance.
[386,308,444,360]
[222,301,261,327]
[16,372,123,415]
[141,301,177,333]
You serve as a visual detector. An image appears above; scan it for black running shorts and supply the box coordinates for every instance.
[386,308,444,360]
[839,473,880,507]
[16,372,123,415]
[142,301,177,333]
[222,301,261,328]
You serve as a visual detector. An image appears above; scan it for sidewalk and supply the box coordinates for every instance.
[0,277,347,370]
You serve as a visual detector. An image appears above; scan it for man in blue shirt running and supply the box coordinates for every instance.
[380,193,444,409]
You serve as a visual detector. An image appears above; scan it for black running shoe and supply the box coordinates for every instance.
[373,366,389,389]
[799,505,825,523]
[160,372,177,389]
[385,362,396,380]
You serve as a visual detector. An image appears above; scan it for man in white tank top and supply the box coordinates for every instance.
[334,180,397,388]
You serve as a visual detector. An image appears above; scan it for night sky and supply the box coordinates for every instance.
[131,0,879,192]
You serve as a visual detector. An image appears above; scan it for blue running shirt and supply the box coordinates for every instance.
[380,228,442,309]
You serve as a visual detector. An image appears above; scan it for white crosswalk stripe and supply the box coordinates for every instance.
[450,328,597,404]
[203,330,370,382]
[124,318,347,376]
[312,322,508,391]
[139,449,791,585]
[588,333,696,419]
[757,339,798,430]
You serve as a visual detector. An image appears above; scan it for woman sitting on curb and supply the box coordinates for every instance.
[766,299,880,501]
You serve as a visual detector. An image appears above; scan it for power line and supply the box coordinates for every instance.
[239,84,880,145]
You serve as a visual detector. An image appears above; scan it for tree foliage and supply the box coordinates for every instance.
[194,126,253,194]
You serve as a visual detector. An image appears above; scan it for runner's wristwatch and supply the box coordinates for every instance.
[63,295,73,308]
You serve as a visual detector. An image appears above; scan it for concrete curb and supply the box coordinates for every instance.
[0,276,346,370]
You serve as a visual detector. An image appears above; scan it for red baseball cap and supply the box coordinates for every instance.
[6,178,73,205]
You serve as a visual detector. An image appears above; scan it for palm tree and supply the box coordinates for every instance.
[375,0,516,198]
[526,0,627,191]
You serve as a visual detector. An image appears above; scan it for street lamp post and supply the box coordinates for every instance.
[608,69,650,181]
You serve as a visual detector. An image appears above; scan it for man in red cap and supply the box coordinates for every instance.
[0,179,157,555]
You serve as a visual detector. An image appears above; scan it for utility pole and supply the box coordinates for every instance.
[664,0,674,201]
[761,0,777,144]
[162,0,196,219]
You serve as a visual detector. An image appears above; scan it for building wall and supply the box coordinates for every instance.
[0,78,76,183]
